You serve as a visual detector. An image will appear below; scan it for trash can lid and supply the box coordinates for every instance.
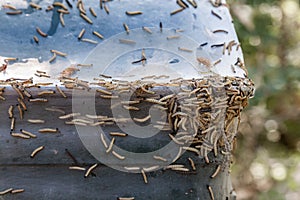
[0,0,248,83]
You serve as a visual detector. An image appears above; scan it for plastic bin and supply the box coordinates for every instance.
[0,0,254,199]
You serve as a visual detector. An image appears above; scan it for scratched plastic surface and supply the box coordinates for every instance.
[0,0,245,82]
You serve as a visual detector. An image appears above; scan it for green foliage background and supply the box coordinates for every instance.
[228,0,300,199]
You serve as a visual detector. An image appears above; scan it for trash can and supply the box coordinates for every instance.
[0,0,254,199]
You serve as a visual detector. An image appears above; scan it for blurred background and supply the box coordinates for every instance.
[228,0,300,199]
